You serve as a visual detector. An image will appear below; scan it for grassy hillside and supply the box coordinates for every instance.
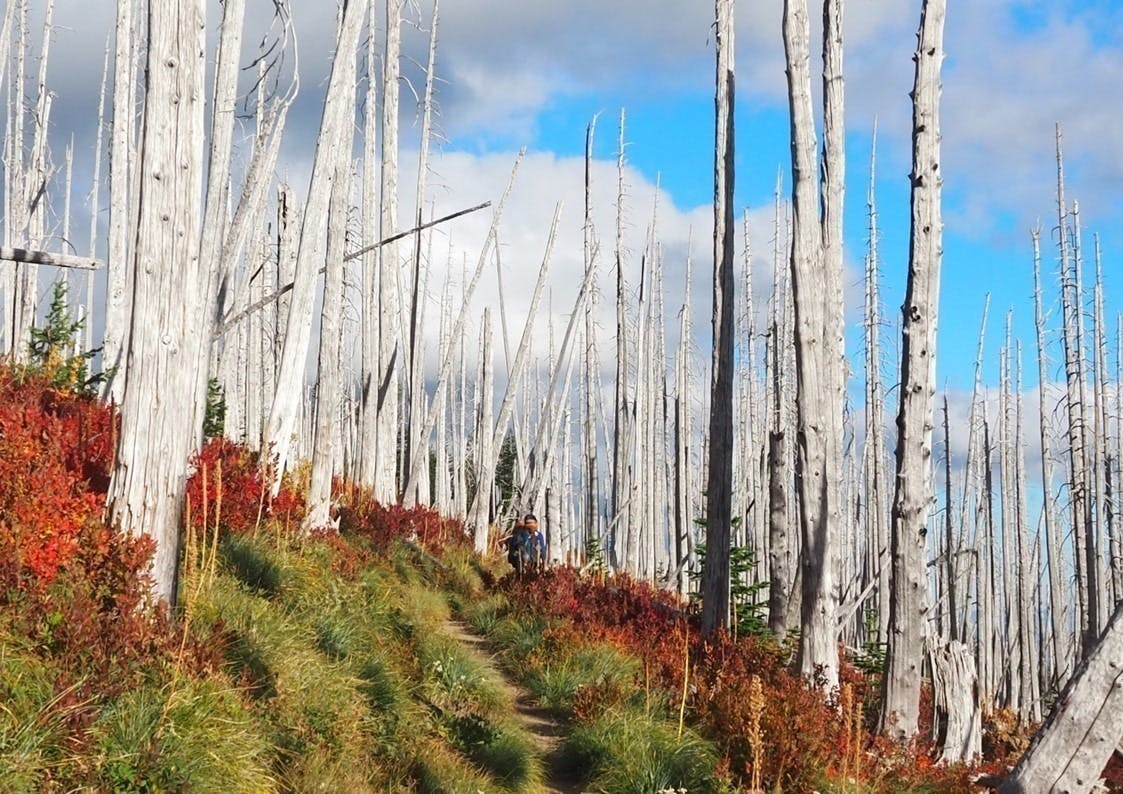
[4,366,1118,792]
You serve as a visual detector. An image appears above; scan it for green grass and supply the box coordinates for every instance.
[563,709,722,794]
[93,678,275,793]
[222,534,283,595]
[0,638,77,791]
[525,643,640,718]
[461,592,509,635]
[449,714,543,791]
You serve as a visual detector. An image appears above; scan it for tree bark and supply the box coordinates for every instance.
[106,0,207,605]
[1000,601,1123,794]
[880,0,945,739]
[702,0,735,636]
[102,0,135,398]
[264,0,367,485]
[783,0,843,688]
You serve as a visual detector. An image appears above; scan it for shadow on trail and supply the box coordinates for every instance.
[441,619,585,794]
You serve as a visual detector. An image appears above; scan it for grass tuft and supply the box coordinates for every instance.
[563,710,720,794]
[223,535,283,595]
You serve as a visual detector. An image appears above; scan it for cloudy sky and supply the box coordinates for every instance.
[27,0,1123,409]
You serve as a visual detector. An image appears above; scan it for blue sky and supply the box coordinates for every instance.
[29,0,1123,414]
[421,0,1123,397]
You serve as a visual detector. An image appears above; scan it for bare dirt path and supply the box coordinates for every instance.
[440,619,584,794]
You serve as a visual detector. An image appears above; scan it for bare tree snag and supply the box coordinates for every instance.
[374,0,402,503]
[880,0,945,740]
[106,0,207,605]
[305,151,357,531]
[1000,601,1123,794]
[702,0,735,636]
[783,0,843,688]
[264,0,367,486]
[102,0,135,398]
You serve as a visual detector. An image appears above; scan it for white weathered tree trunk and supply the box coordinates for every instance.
[610,109,629,571]
[1000,600,1123,794]
[702,0,736,635]
[1056,128,1096,658]
[191,0,246,445]
[357,0,379,489]
[931,640,982,763]
[767,174,795,636]
[84,40,110,353]
[467,208,558,551]
[264,0,367,485]
[305,159,354,532]
[783,0,843,688]
[102,0,136,398]
[862,128,890,647]
[374,0,402,503]
[403,0,439,506]
[880,0,945,739]
[472,309,494,552]
[1033,226,1070,686]
[106,0,207,605]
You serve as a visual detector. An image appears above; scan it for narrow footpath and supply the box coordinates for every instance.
[440,619,584,794]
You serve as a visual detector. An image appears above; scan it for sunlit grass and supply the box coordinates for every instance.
[564,709,721,794]
[93,678,275,793]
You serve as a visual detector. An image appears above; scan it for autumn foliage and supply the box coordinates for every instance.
[0,370,212,708]
[184,438,305,535]
[0,371,115,584]
[499,567,983,791]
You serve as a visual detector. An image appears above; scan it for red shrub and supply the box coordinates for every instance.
[0,373,115,584]
[184,438,305,535]
[336,482,469,555]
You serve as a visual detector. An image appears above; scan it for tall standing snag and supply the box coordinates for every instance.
[106,0,207,605]
[782,0,846,688]
[880,0,946,740]
[701,0,736,636]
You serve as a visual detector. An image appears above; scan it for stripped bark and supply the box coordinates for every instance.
[102,0,135,398]
[106,0,207,604]
[264,0,367,485]
[880,0,945,739]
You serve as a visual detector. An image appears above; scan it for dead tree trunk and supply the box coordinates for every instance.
[264,0,367,485]
[375,0,402,503]
[701,0,736,636]
[880,0,946,740]
[1034,225,1070,686]
[1056,127,1097,658]
[1000,600,1123,794]
[304,162,352,532]
[102,0,135,398]
[768,175,795,637]
[106,0,207,605]
[783,0,843,688]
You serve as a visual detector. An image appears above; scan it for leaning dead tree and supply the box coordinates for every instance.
[701,0,736,636]
[1000,600,1123,794]
[264,0,367,486]
[880,0,946,740]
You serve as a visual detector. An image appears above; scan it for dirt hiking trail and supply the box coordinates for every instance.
[441,619,584,794]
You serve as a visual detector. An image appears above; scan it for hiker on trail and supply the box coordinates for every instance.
[503,517,533,577]
[523,514,547,573]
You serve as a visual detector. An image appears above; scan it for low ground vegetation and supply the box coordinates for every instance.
[1,366,1104,791]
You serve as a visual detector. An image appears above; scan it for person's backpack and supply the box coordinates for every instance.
[506,525,524,566]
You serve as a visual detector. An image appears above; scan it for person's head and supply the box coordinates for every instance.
[524,514,538,533]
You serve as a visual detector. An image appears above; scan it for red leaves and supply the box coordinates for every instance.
[184,438,305,536]
[0,373,115,584]
[336,482,469,555]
